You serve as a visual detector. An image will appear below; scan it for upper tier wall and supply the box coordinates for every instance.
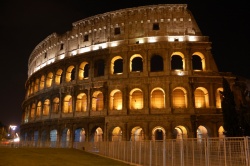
[28,4,204,77]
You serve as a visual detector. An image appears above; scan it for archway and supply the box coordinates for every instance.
[131,126,144,141]
[41,130,47,147]
[61,128,70,147]
[174,126,188,139]
[112,127,122,141]
[34,131,39,146]
[90,127,103,142]
[152,126,166,140]
[197,125,208,142]
[75,128,85,142]
[218,126,225,138]
[50,129,57,147]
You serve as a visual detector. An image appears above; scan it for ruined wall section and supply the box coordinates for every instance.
[28,4,202,78]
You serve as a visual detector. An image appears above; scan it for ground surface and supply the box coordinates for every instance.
[0,147,133,166]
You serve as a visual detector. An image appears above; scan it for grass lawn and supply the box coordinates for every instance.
[0,147,133,166]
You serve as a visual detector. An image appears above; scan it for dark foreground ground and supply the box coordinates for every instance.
[0,147,133,166]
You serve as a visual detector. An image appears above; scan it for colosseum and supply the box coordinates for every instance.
[20,4,237,145]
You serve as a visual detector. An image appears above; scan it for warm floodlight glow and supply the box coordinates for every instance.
[93,45,98,50]
[195,99,203,108]
[188,36,197,41]
[93,44,103,50]
[47,58,55,64]
[136,39,144,44]
[168,36,184,42]
[117,105,122,110]
[98,43,108,49]
[148,37,157,43]
[71,50,77,56]
[41,63,46,68]
[28,32,203,78]
[134,102,142,109]
[59,54,65,59]
[35,66,41,71]
[80,47,90,53]
[178,37,184,41]
[168,37,175,42]
[111,42,118,47]
[176,70,184,76]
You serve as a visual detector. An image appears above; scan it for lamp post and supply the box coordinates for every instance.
[9,125,17,139]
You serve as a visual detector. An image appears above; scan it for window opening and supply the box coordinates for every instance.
[53,98,59,113]
[171,55,183,70]
[114,59,123,74]
[151,55,163,72]
[60,44,64,50]
[172,89,186,108]
[36,102,42,117]
[71,68,75,81]
[84,64,89,78]
[114,27,121,35]
[153,23,160,30]
[155,129,163,140]
[195,89,205,108]
[132,57,143,72]
[151,89,165,109]
[131,90,143,109]
[192,55,202,70]
[84,35,89,41]
[94,59,105,77]
[43,99,50,116]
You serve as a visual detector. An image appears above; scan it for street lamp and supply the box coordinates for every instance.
[9,125,17,138]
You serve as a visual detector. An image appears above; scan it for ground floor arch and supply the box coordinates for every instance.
[197,125,208,141]
[174,125,188,139]
[74,128,86,142]
[20,115,225,146]
[90,126,103,142]
[61,128,70,147]
[50,129,57,147]
[112,127,122,141]
[131,126,144,141]
[152,126,166,140]
[218,126,225,138]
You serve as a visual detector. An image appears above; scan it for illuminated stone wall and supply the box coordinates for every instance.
[21,4,236,143]
[28,4,205,77]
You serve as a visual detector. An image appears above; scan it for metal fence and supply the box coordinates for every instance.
[79,137,250,166]
[2,137,250,166]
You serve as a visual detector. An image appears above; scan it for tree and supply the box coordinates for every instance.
[0,121,7,140]
[220,77,241,137]
[233,80,250,136]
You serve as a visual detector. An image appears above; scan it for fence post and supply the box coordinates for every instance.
[223,138,227,166]
[192,139,195,165]
[163,140,166,166]
[244,137,249,166]
[172,140,174,166]
[150,141,152,166]
[124,141,126,162]
[130,141,133,164]
[139,141,141,165]
[206,138,210,166]
[180,139,184,166]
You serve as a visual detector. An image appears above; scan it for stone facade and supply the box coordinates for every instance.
[21,4,237,144]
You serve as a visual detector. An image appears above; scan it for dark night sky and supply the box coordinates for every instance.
[1,0,250,129]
